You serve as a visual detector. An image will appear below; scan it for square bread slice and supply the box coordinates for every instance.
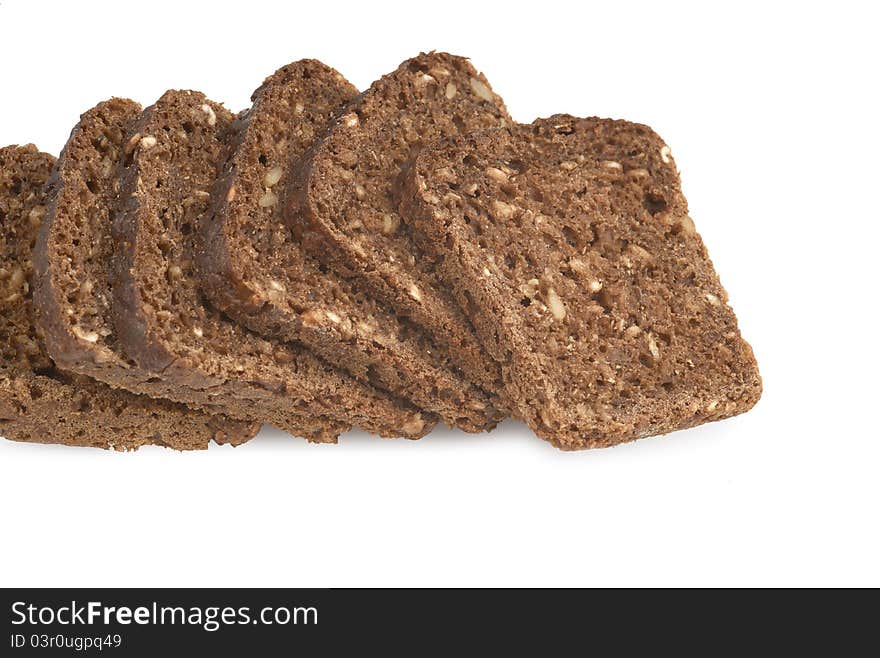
[109,90,431,440]
[2,144,258,450]
[199,60,501,432]
[401,116,762,449]
[33,98,351,443]
[288,52,511,401]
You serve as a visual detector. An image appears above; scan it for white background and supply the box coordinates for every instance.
[1,0,877,587]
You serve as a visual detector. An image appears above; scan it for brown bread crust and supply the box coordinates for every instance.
[32,98,343,442]
[287,52,511,403]
[2,145,258,450]
[401,116,762,449]
[110,90,432,440]
[198,60,501,431]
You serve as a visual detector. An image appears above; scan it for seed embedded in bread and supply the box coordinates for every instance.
[258,190,278,207]
[263,166,283,188]
[200,103,217,126]
[546,288,566,321]
[469,76,494,101]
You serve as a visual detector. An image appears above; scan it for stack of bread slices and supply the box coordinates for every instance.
[0,53,761,451]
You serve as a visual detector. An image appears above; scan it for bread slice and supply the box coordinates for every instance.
[2,144,258,450]
[401,116,762,449]
[288,52,511,401]
[32,98,348,442]
[199,60,501,432]
[110,90,431,439]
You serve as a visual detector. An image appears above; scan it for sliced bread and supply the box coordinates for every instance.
[32,98,349,442]
[2,144,258,450]
[110,90,432,439]
[401,116,762,449]
[287,52,511,400]
[199,60,501,431]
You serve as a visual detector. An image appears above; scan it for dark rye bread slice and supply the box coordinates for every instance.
[2,145,258,450]
[33,98,347,442]
[199,60,500,431]
[111,90,431,439]
[401,116,762,450]
[288,52,510,401]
